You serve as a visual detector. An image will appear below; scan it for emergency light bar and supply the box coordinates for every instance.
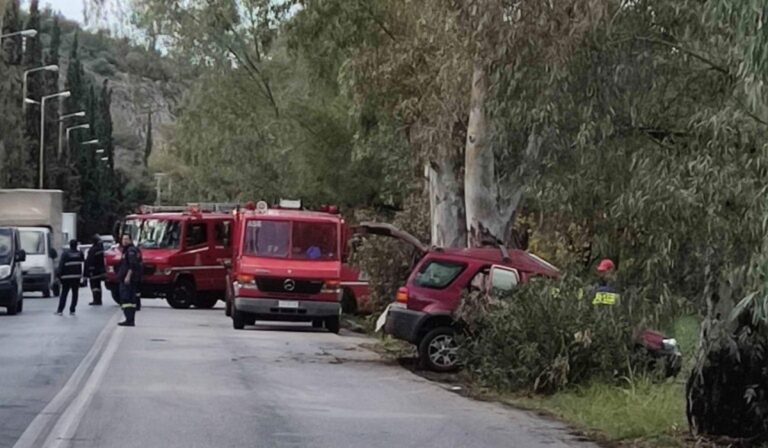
[138,203,239,214]
[278,199,302,209]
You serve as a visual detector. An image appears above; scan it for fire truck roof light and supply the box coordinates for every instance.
[279,199,302,209]
[255,201,268,213]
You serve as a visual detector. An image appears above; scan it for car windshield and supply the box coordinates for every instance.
[19,230,44,255]
[0,229,12,264]
[243,220,338,260]
[138,219,182,249]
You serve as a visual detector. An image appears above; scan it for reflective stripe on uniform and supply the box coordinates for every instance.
[592,292,619,305]
[65,262,83,266]
[91,286,102,292]
[61,275,82,280]
[121,303,136,309]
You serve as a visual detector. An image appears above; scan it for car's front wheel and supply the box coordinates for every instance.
[418,327,460,372]
[232,308,246,330]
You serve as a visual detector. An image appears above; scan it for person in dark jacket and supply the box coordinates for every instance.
[56,240,84,316]
[117,234,142,327]
[86,234,107,306]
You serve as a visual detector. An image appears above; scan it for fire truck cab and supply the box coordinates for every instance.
[226,201,347,333]
[105,204,235,309]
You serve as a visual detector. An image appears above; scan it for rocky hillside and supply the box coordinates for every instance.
[56,17,184,181]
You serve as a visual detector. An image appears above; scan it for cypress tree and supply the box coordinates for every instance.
[1,0,22,65]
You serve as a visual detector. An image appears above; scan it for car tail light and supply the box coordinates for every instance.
[396,287,408,304]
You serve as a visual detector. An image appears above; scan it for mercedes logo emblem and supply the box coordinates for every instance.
[283,279,296,291]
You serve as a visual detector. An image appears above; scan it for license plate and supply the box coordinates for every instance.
[278,300,299,309]
[375,304,391,333]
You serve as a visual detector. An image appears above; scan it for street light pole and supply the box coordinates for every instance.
[65,124,89,166]
[58,111,85,159]
[0,29,37,40]
[22,65,58,113]
[39,91,70,189]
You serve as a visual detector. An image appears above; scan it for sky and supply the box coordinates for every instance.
[41,0,86,24]
[23,0,126,32]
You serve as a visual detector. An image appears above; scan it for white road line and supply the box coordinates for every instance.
[12,311,120,448]
[43,321,126,448]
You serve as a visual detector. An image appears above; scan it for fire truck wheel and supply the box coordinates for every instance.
[324,316,340,334]
[232,308,246,330]
[194,297,218,309]
[341,289,358,315]
[168,279,194,309]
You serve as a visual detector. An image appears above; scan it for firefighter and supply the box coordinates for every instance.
[56,240,85,316]
[117,233,142,327]
[592,258,620,306]
[86,234,106,306]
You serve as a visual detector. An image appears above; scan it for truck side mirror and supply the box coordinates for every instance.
[49,248,58,259]
[15,250,26,263]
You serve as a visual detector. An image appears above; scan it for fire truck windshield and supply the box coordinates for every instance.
[121,218,143,243]
[138,219,182,249]
[244,219,338,260]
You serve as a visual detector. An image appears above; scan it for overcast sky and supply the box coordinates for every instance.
[42,0,86,24]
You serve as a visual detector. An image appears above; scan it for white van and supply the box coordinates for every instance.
[19,227,58,297]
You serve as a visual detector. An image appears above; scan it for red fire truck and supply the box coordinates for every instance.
[105,204,235,309]
[224,201,355,332]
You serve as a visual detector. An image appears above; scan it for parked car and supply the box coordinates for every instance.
[355,222,560,372]
[0,227,26,315]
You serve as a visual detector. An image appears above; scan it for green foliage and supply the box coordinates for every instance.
[458,276,635,394]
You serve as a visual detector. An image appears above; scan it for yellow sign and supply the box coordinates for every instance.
[592,291,619,305]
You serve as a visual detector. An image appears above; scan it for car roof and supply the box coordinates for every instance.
[428,247,560,277]
[242,209,342,223]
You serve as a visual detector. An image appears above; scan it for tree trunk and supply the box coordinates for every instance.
[427,157,466,248]
[464,62,519,248]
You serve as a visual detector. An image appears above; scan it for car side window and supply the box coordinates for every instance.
[413,260,466,289]
[489,266,520,293]
[186,222,208,248]
[215,221,231,247]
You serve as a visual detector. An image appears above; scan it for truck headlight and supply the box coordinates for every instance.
[0,265,11,279]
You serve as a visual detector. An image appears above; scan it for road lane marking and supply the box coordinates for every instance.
[12,311,120,448]
[43,320,126,448]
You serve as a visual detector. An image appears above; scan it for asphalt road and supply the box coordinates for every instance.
[2,293,595,448]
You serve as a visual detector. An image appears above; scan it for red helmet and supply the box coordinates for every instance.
[597,258,615,273]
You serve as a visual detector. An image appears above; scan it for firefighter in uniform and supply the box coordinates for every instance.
[86,234,106,306]
[56,240,85,316]
[117,234,142,327]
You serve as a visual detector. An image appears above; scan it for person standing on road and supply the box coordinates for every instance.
[86,234,107,306]
[117,234,142,327]
[56,240,85,316]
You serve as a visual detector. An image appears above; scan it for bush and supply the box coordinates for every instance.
[90,57,116,77]
[458,275,637,394]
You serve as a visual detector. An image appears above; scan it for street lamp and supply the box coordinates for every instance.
[58,111,86,159]
[39,91,70,189]
[64,124,89,165]
[22,65,58,112]
[100,157,108,161]
[95,148,105,154]
[0,29,37,40]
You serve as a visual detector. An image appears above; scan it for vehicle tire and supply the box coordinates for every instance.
[6,295,18,316]
[194,296,218,309]
[42,287,51,298]
[232,308,246,330]
[312,319,322,328]
[418,327,460,372]
[341,289,358,315]
[324,316,340,334]
[167,279,194,309]
[224,300,232,317]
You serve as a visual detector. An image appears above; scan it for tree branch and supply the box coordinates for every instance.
[636,36,731,77]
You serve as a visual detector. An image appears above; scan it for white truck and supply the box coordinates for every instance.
[0,190,63,297]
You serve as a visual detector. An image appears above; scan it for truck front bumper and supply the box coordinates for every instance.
[22,273,50,291]
[234,297,340,321]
